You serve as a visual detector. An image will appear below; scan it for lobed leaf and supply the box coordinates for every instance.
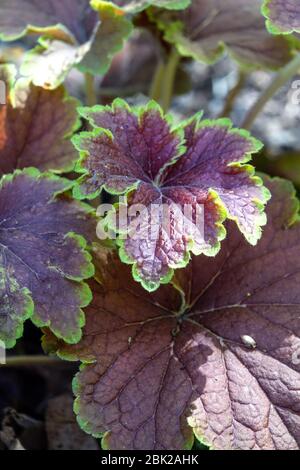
[0,169,96,348]
[262,0,300,34]
[0,65,81,174]
[46,177,300,450]
[0,1,132,89]
[73,99,269,290]
[150,0,296,70]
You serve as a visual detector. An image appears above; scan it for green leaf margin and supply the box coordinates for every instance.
[0,167,96,347]
[72,99,268,292]
[262,0,300,35]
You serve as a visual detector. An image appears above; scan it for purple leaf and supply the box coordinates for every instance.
[0,65,80,174]
[262,0,300,34]
[0,0,97,42]
[0,169,96,348]
[151,0,295,69]
[0,1,132,89]
[45,177,300,450]
[73,99,269,290]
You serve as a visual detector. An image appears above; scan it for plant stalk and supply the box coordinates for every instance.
[149,61,165,102]
[84,72,97,106]
[219,70,247,117]
[2,355,63,367]
[161,48,180,113]
[242,53,300,130]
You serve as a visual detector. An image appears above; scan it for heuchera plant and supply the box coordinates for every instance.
[73,100,269,290]
[1,0,300,451]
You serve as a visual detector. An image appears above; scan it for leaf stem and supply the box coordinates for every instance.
[84,73,97,106]
[149,61,165,102]
[161,48,180,113]
[219,70,247,117]
[2,355,63,367]
[242,53,300,130]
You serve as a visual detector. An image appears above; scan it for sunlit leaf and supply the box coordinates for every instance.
[73,99,269,290]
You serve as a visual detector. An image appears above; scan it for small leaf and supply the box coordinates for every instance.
[0,1,132,89]
[94,0,191,14]
[262,0,300,34]
[73,99,269,290]
[46,177,300,450]
[151,0,296,70]
[0,65,81,174]
[0,169,96,348]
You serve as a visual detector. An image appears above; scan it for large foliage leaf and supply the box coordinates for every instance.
[0,65,80,175]
[0,169,96,348]
[263,0,300,34]
[46,177,300,450]
[0,1,132,89]
[150,0,296,69]
[73,99,269,290]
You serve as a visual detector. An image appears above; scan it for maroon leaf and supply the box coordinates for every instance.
[49,249,196,450]
[0,169,96,348]
[48,176,300,450]
[263,0,300,34]
[151,0,295,69]
[73,99,269,290]
[0,65,81,175]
